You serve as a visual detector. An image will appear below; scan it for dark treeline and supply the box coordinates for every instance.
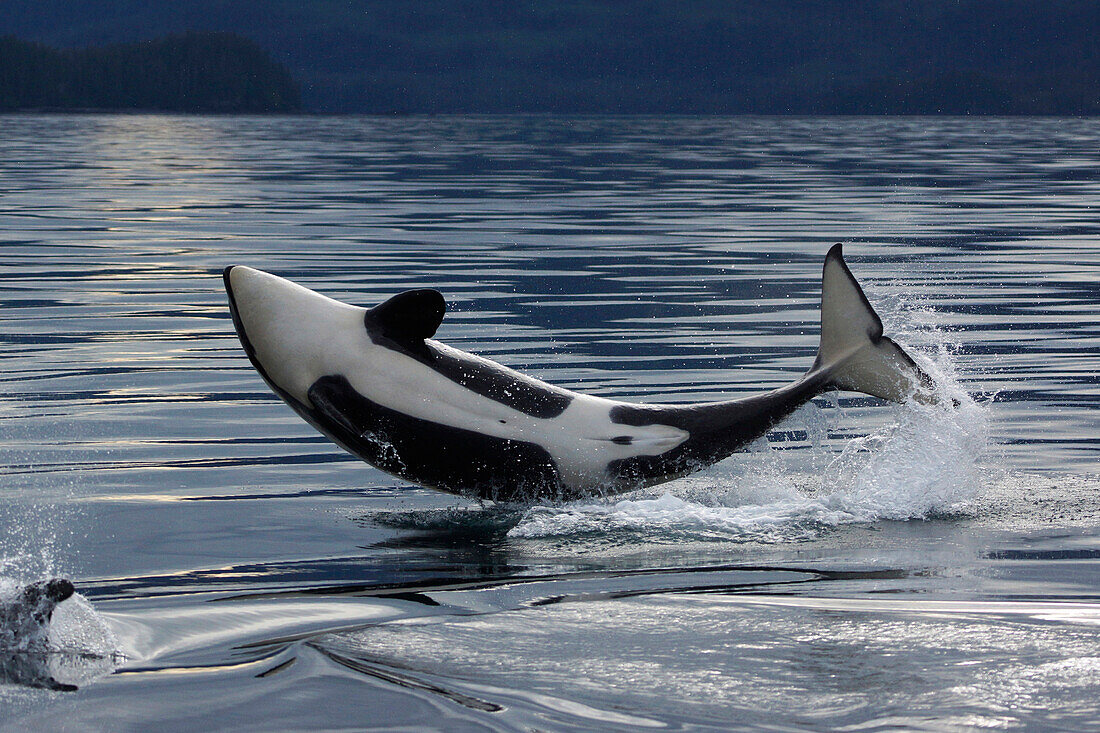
[0,31,301,112]
[0,1,1098,115]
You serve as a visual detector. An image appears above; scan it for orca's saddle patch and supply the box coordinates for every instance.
[366,289,446,343]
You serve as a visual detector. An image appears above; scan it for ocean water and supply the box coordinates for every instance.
[0,114,1098,731]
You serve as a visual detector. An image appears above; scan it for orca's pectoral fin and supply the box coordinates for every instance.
[307,377,364,438]
[366,289,447,343]
[307,376,409,478]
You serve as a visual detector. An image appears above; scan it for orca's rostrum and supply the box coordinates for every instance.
[224,245,938,501]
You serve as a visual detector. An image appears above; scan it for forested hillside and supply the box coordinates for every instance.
[0,32,301,112]
[1,2,1097,114]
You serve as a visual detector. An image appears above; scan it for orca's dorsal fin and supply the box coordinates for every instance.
[366,289,447,343]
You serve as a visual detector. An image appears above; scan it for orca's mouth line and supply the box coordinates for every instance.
[223,266,258,369]
[223,266,303,411]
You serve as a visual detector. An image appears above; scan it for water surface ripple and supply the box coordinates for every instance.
[1,115,1098,731]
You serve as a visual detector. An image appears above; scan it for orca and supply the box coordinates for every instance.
[0,578,77,691]
[224,245,938,501]
[1,578,74,642]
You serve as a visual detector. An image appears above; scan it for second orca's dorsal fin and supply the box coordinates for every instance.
[366,289,447,342]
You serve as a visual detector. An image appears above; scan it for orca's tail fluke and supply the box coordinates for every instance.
[811,244,937,404]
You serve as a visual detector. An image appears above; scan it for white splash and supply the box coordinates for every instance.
[47,592,119,659]
[510,304,991,542]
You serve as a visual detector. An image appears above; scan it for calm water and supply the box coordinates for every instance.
[0,114,1098,731]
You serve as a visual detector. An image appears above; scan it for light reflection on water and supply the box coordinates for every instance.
[0,114,1098,729]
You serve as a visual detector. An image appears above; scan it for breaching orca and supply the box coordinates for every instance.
[1,578,74,643]
[224,244,937,501]
[1,578,77,691]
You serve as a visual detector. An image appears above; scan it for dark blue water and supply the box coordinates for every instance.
[1,114,1098,731]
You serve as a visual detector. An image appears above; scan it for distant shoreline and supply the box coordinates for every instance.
[3,2,1098,117]
[0,32,301,114]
